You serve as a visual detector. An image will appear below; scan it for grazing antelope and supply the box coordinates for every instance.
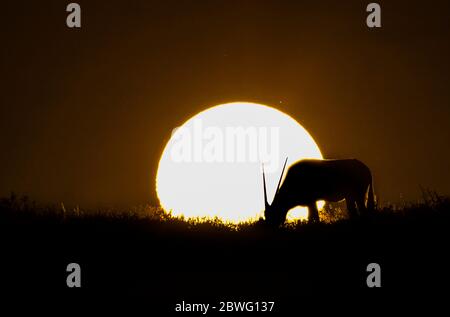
[263,158,374,226]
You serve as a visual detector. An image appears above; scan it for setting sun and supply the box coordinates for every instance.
[156,102,323,223]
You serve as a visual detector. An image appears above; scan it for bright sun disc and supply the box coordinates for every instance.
[156,102,323,223]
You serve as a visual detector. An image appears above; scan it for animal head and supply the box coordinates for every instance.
[263,157,288,227]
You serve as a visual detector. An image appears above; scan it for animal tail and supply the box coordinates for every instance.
[367,175,375,211]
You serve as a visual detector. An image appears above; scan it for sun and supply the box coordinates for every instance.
[156,102,323,223]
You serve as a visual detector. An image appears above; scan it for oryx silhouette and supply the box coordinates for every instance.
[263,158,374,226]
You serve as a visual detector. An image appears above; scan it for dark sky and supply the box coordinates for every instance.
[1,0,449,207]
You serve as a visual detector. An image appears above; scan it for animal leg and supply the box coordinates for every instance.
[308,203,320,223]
[356,196,367,215]
[346,198,357,218]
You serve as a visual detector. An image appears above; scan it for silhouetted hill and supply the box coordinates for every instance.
[1,193,449,312]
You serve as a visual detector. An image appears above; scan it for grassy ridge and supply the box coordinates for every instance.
[1,192,449,308]
[1,190,449,232]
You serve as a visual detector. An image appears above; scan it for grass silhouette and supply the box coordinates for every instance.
[1,191,449,308]
[2,190,448,231]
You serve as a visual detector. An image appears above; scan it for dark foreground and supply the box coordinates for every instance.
[1,194,449,313]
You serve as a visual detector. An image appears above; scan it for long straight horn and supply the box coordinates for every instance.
[262,164,269,210]
[275,157,288,196]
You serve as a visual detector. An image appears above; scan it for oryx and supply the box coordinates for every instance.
[263,158,374,226]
